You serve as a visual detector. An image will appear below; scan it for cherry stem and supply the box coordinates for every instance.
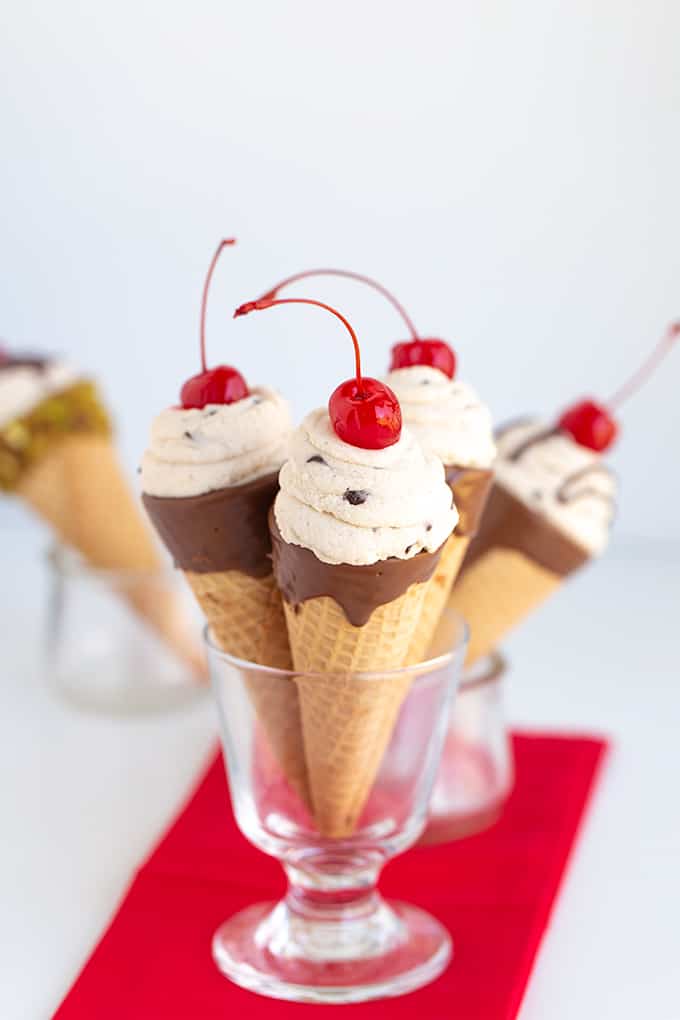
[255,268,420,341]
[608,321,680,411]
[235,297,363,385]
[200,239,236,373]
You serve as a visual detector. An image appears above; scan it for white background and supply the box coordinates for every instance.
[1,0,678,541]
[1,4,679,1018]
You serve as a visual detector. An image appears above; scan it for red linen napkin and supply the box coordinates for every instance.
[54,732,607,1019]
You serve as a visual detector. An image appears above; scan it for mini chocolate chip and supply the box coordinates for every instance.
[252,396,262,405]
[307,455,327,466]
[344,488,368,506]
[405,543,415,554]
[420,379,431,385]
[425,523,432,532]
[184,431,193,440]
[207,409,218,416]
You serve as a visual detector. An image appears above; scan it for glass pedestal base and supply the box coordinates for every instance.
[212,897,452,1004]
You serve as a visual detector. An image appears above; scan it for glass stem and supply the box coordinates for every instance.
[261,851,405,963]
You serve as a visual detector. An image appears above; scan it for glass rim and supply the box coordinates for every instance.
[203,616,469,682]
[46,542,176,582]
[459,650,507,691]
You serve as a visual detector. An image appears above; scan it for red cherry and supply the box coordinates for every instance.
[180,238,250,409]
[557,321,679,452]
[558,400,618,452]
[329,377,402,450]
[180,365,249,409]
[390,338,456,379]
[234,296,403,450]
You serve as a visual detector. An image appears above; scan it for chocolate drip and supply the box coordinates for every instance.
[142,471,280,576]
[506,425,561,462]
[0,352,49,372]
[493,417,535,441]
[556,463,616,511]
[462,483,590,577]
[444,464,494,536]
[269,511,443,627]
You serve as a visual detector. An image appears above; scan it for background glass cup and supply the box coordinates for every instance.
[47,544,206,714]
[207,614,468,1005]
[420,652,514,845]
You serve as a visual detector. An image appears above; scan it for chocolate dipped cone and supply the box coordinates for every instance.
[271,512,446,838]
[140,239,309,805]
[236,291,459,838]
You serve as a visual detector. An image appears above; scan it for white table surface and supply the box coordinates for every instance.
[1,521,679,1020]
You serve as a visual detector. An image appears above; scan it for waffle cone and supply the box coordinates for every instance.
[284,577,434,837]
[18,435,204,675]
[184,568,309,807]
[407,532,470,664]
[440,547,562,665]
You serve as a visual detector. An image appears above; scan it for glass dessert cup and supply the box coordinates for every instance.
[420,651,514,845]
[47,544,206,715]
[207,615,468,1005]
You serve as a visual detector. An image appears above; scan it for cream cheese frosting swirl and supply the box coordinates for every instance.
[141,386,292,497]
[0,358,79,428]
[384,365,496,468]
[495,419,617,556]
[274,407,459,566]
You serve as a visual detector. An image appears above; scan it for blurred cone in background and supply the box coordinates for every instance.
[5,379,204,675]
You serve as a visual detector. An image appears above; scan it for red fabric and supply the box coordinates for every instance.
[54,733,607,1020]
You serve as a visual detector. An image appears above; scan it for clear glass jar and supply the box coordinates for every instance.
[420,652,514,845]
[206,614,468,1004]
[47,544,206,714]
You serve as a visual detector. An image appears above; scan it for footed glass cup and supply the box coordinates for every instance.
[206,615,468,1005]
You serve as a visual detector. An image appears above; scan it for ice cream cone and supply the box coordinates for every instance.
[284,577,435,837]
[6,386,203,676]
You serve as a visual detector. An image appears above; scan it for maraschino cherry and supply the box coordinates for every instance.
[558,321,680,452]
[180,239,250,409]
[249,268,457,380]
[234,297,402,450]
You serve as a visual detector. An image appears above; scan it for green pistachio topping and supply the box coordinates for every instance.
[0,380,111,491]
